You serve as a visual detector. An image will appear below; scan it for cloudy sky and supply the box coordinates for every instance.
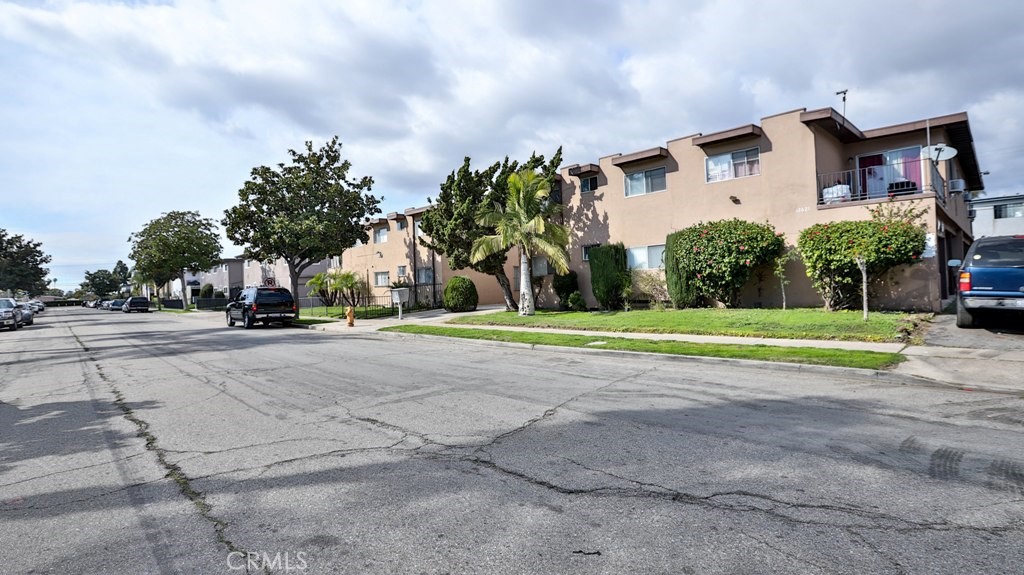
[1,0,1022,293]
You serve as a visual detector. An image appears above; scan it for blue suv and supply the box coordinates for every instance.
[949,235,1024,328]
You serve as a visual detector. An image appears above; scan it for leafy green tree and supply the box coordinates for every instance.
[420,148,562,311]
[798,219,925,311]
[223,137,380,306]
[81,269,121,298]
[113,260,131,295]
[470,169,569,316]
[0,229,51,296]
[129,211,223,307]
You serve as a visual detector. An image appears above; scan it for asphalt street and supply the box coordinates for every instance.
[2,308,1024,574]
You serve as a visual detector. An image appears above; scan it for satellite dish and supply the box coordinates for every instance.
[923,144,958,162]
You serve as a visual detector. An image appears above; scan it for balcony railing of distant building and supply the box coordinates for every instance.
[817,158,946,206]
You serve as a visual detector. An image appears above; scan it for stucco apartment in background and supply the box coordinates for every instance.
[559,107,984,312]
[968,193,1024,238]
[335,206,518,308]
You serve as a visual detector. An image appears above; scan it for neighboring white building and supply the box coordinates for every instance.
[969,194,1024,238]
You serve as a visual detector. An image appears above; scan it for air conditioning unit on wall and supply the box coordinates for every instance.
[948,179,967,193]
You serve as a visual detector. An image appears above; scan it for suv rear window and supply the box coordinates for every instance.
[968,237,1024,268]
[255,289,293,303]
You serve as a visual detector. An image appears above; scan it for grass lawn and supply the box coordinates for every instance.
[450,308,927,343]
[302,305,436,320]
[156,308,192,314]
[381,325,905,370]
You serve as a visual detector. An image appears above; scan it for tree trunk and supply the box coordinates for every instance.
[779,277,787,310]
[288,263,301,311]
[857,257,869,321]
[180,271,189,310]
[494,269,518,312]
[519,249,534,316]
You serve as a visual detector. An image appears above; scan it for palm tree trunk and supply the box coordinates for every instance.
[519,249,534,316]
[493,269,519,312]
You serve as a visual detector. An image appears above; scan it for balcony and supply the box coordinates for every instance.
[817,159,946,206]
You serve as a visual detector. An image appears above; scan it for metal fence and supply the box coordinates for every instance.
[298,284,445,319]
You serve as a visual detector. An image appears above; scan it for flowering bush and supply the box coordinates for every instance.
[665,219,785,307]
[798,215,925,311]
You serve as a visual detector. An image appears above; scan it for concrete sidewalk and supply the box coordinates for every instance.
[298,306,1024,394]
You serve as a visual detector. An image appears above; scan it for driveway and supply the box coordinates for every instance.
[921,312,1024,352]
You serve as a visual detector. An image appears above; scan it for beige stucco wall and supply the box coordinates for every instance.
[561,109,970,312]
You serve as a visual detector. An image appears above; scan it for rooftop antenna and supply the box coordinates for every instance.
[835,89,848,132]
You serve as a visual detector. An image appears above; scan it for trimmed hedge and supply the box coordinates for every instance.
[443,276,479,312]
[588,243,628,310]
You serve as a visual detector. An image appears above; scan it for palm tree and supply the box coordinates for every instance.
[470,169,569,316]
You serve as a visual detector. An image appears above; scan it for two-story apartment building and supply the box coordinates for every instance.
[968,193,1024,238]
[559,107,984,311]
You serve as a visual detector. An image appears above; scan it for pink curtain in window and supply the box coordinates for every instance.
[890,148,922,190]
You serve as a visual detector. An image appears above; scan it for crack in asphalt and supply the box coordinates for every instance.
[0,452,149,489]
[66,329,264,571]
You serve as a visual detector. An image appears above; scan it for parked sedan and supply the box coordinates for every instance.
[949,235,1024,328]
[108,298,126,311]
[16,303,34,326]
[0,298,23,331]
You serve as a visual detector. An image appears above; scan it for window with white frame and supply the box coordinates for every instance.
[397,265,407,277]
[397,219,407,230]
[582,243,600,262]
[627,244,666,269]
[244,260,251,268]
[374,272,390,287]
[221,264,228,272]
[580,175,598,193]
[374,227,388,244]
[995,203,1024,219]
[414,220,423,237]
[416,267,434,284]
[705,147,760,183]
[624,167,666,197]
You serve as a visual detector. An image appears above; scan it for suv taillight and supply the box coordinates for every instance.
[251,302,258,312]
[958,271,971,292]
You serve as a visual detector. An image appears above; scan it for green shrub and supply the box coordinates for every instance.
[666,219,784,307]
[199,283,214,298]
[444,276,479,312]
[567,291,587,311]
[665,230,699,308]
[213,290,225,299]
[552,271,579,307]
[589,243,628,310]
[798,219,925,310]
